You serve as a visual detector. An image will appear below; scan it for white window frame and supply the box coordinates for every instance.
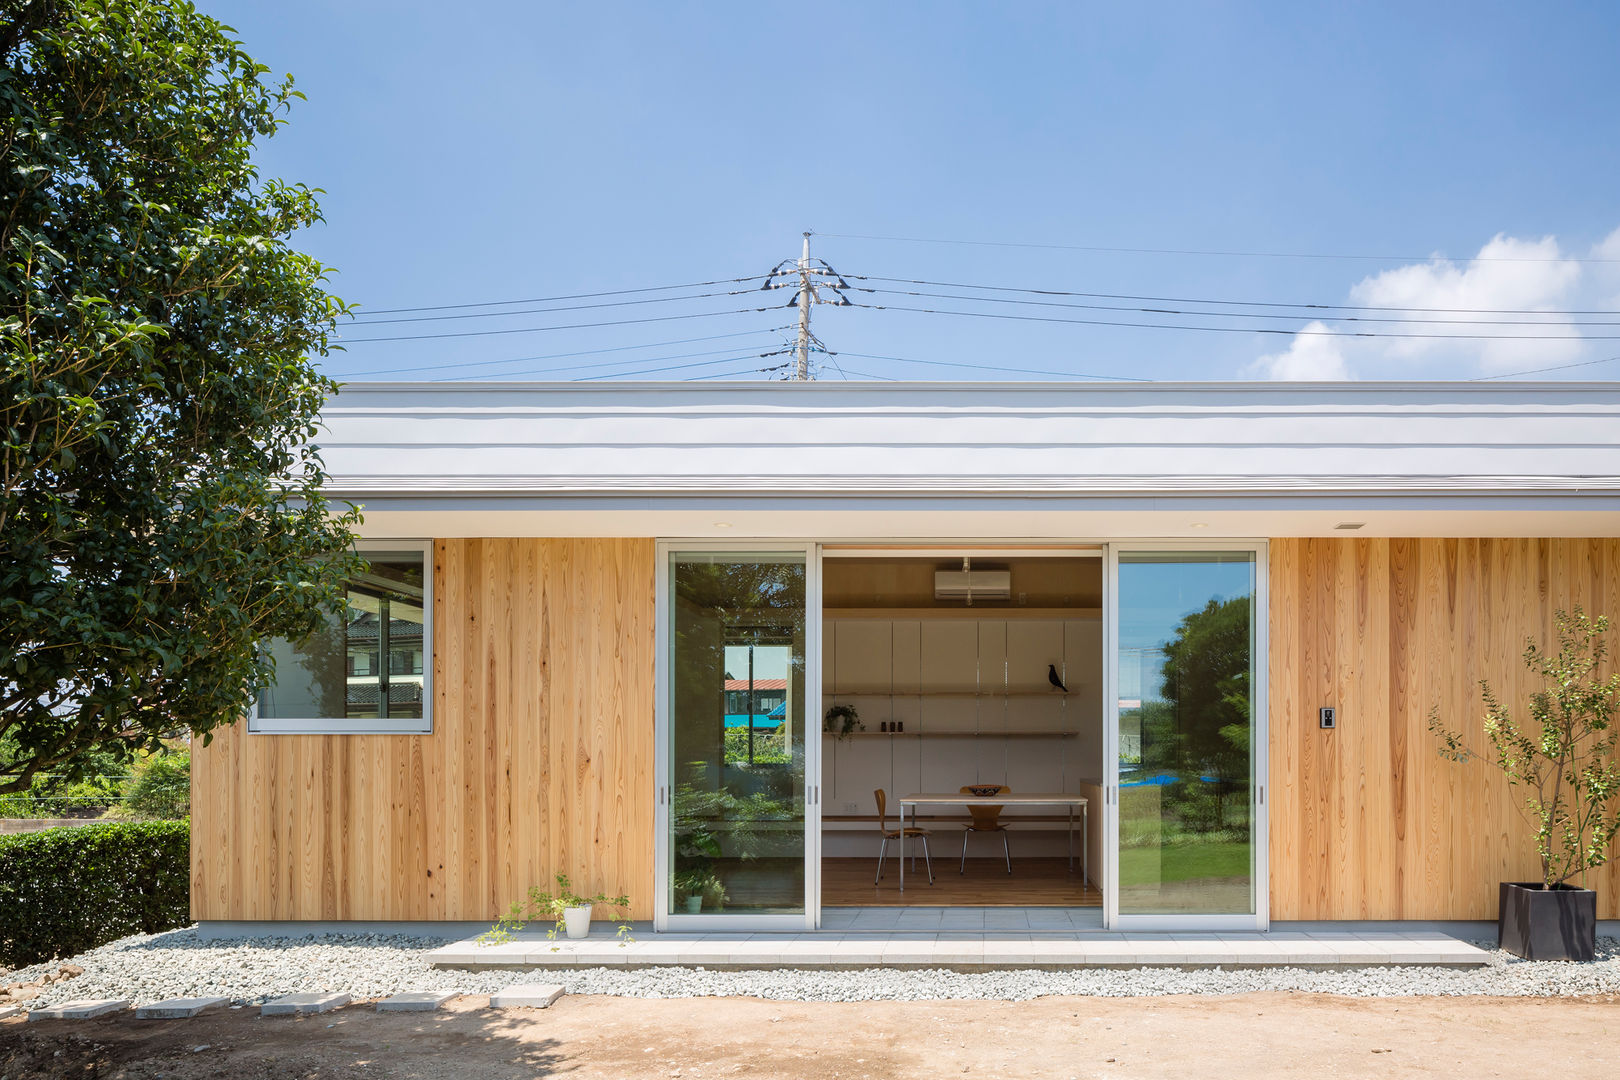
[248,539,434,735]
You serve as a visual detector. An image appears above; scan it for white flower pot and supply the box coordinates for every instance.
[684,895,703,914]
[563,905,593,939]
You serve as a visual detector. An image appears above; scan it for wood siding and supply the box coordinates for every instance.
[191,538,657,921]
[1269,538,1620,920]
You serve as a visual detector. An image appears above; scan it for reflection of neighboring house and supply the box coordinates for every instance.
[345,612,424,719]
[722,678,787,728]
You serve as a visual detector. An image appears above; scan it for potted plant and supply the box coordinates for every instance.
[479,873,633,946]
[1430,608,1620,961]
[823,703,863,739]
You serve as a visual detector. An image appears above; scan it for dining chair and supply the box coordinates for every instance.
[958,784,1013,874]
[873,788,933,885]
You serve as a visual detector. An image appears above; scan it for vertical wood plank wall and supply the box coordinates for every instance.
[190,538,657,921]
[1269,537,1620,920]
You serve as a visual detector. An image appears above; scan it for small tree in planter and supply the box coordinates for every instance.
[1429,608,1620,961]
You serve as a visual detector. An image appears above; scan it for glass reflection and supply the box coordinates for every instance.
[1117,552,1255,915]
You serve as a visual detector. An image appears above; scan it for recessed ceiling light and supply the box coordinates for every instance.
[1189,522,1208,529]
[713,522,732,529]
[1334,522,1366,530]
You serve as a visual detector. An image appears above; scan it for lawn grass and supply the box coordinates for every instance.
[1118,840,1250,885]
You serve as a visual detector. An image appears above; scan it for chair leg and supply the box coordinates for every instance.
[960,828,970,873]
[875,836,888,885]
[922,835,934,884]
[1002,830,1012,874]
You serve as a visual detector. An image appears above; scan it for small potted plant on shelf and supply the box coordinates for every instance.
[479,873,633,946]
[674,869,718,913]
[1430,608,1620,961]
[823,703,863,739]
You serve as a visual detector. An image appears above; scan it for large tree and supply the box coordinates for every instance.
[1,0,363,794]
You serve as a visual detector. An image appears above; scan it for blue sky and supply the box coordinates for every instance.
[213,2,1620,383]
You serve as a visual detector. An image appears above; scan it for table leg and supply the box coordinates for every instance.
[898,802,905,892]
[1068,804,1074,872]
[1083,803,1089,888]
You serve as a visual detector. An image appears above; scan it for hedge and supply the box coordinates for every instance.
[0,820,190,967]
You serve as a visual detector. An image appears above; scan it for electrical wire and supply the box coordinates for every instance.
[855,274,1620,317]
[353,275,763,315]
[334,306,780,344]
[340,288,761,326]
[329,327,791,378]
[1471,354,1620,380]
[834,351,1151,382]
[574,353,785,381]
[860,286,1620,328]
[820,232,1620,264]
[848,301,1620,341]
[428,341,790,382]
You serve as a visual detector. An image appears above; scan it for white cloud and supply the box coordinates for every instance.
[1248,322,1351,380]
[1249,229,1614,379]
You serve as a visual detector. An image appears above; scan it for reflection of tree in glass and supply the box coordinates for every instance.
[1143,595,1251,834]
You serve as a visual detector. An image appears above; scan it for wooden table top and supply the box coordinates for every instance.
[899,792,1089,806]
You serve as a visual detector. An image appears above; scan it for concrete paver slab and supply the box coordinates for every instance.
[29,999,130,1021]
[261,993,350,1016]
[136,997,229,1019]
[489,983,565,1008]
[377,991,458,1012]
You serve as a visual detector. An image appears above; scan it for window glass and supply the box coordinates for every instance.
[256,549,428,727]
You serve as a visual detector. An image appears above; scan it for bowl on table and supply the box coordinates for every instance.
[966,784,1002,798]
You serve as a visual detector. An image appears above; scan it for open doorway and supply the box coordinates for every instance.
[818,550,1105,911]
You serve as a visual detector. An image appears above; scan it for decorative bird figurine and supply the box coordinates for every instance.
[1048,665,1068,693]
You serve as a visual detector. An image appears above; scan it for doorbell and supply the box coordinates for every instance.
[1319,706,1336,730]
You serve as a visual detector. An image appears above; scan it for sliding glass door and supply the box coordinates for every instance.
[1106,546,1267,930]
[655,545,820,930]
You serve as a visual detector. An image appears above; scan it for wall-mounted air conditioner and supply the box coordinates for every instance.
[933,570,1012,602]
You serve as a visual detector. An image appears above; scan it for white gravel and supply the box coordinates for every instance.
[8,929,1620,1007]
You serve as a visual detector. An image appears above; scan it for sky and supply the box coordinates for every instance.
[211,2,1620,383]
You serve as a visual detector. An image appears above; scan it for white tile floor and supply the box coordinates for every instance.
[426,909,1491,970]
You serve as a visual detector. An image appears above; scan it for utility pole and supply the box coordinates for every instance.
[794,232,813,381]
[760,232,853,381]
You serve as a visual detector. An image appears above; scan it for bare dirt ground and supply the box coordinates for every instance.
[3,992,1618,1080]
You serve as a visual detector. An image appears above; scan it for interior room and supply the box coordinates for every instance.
[817,550,1105,909]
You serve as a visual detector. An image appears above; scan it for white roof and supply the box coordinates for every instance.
[319,381,1620,539]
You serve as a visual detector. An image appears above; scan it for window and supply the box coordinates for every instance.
[251,543,432,733]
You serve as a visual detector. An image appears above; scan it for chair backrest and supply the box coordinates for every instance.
[959,784,1009,828]
[874,788,888,832]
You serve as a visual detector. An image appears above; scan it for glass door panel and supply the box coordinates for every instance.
[1115,551,1257,917]
[668,551,808,917]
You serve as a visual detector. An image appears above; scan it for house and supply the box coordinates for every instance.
[190,380,1620,932]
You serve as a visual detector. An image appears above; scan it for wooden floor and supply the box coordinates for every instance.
[821,857,1101,908]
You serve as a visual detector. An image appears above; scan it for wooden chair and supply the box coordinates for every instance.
[874,788,933,885]
[959,784,1013,874]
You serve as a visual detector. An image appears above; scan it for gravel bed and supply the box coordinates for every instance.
[8,929,1620,1006]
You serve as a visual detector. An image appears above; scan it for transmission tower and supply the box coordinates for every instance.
[758,232,852,380]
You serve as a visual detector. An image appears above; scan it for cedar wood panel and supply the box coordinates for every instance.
[194,535,1619,923]
[190,538,657,921]
[1269,537,1620,920]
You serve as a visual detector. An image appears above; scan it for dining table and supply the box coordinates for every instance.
[897,792,1088,892]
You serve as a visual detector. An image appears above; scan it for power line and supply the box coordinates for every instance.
[860,285,1620,327]
[428,340,790,382]
[821,232,1620,264]
[343,288,758,326]
[849,300,1620,341]
[834,351,1152,382]
[1471,354,1620,380]
[856,274,1620,317]
[333,306,780,344]
[328,327,790,378]
[574,353,785,381]
[353,275,762,315]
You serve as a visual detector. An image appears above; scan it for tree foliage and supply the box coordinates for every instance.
[1,0,362,793]
[1431,608,1620,888]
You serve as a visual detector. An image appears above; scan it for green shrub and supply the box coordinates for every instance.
[125,751,190,819]
[0,820,190,967]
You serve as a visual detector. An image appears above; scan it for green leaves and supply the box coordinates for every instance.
[2,0,362,793]
[1431,609,1620,887]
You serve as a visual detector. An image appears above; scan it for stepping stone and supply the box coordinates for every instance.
[261,992,350,1016]
[28,999,131,1021]
[0,1005,20,1021]
[376,990,457,1012]
[136,997,230,1019]
[489,983,564,1009]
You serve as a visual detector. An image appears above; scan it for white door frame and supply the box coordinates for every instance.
[653,540,822,932]
[1103,540,1270,932]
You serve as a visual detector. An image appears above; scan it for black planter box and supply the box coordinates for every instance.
[1498,882,1597,961]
